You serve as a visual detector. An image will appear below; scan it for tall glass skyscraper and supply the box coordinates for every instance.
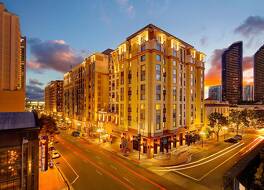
[222,41,243,104]
[254,44,264,102]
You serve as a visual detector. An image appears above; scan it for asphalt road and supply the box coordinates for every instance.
[150,135,264,190]
[54,132,179,190]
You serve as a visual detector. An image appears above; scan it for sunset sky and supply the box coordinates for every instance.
[2,0,264,100]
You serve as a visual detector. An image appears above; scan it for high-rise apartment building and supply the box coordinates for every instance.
[222,41,243,104]
[0,3,25,112]
[108,24,205,157]
[63,51,111,131]
[243,85,254,101]
[208,85,222,101]
[44,80,63,115]
[20,36,26,89]
[254,44,264,102]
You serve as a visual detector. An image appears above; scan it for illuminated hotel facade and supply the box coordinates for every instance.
[108,24,205,157]
[44,80,63,115]
[0,3,25,112]
[63,51,111,131]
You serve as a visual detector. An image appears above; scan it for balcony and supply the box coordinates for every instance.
[140,39,164,53]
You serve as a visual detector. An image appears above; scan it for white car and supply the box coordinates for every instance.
[51,151,60,159]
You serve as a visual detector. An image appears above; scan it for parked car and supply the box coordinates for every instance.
[233,135,242,141]
[51,151,60,159]
[224,138,238,143]
[72,131,80,137]
[60,126,67,130]
[49,146,56,152]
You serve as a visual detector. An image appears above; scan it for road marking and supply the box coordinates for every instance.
[96,169,103,176]
[170,137,264,182]
[123,177,135,186]
[96,156,101,160]
[154,143,244,172]
[110,164,117,170]
[58,151,80,184]
[165,142,242,169]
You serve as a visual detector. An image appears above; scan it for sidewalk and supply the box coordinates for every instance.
[39,165,68,190]
[80,132,249,167]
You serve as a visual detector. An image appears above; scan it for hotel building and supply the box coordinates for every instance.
[0,3,25,112]
[254,44,264,102]
[63,51,111,131]
[44,80,63,115]
[108,24,205,157]
[222,41,243,105]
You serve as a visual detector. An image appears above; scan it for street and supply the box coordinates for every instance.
[54,132,179,190]
[149,136,264,190]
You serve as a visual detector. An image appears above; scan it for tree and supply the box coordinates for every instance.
[229,110,242,135]
[208,112,228,142]
[39,115,58,136]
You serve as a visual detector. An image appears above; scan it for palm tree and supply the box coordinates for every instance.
[208,112,228,142]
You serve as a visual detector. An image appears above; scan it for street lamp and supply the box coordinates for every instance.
[199,131,205,148]
[223,126,228,139]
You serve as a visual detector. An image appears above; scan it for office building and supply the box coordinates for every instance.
[44,80,63,115]
[63,51,111,131]
[243,85,254,101]
[108,24,205,157]
[222,41,243,104]
[254,44,264,102]
[208,85,222,101]
[0,3,25,112]
[0,112,39,190]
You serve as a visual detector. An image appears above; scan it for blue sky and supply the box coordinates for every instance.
[2,0,264,99]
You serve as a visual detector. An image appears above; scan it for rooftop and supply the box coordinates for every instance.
[0,112,38,131]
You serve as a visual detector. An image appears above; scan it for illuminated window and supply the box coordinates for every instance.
[141,65,146,81]
[173,68,176,83]
[140,84,145,100]
[156,104,161,130]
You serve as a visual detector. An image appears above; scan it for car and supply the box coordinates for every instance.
[60,126,67,130]
[51,151,60,159]
[54,130,60,134]
[233,135,242,141]
[72,131,80,137]
[224,138,238,143]
[49,146,56,152]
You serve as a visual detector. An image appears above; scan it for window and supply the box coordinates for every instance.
[173,68,176,83]
[156,85,161,100]
[156,43,161,51]
[180,104,182,125]
[156,64,161,81]
[140,84,145,100]
[141,65,145,81]
[141,55,146,62]
[173,87,177,101]
[180,88,182,101]
[173,60,176,66]
[120,71,124,84]
[120,88,124,101]
[173,49,177,56]
[140,104,145,120]
[156,104,161,130]
[156,54,161,61]
[141,44,146,51]
[173,104,177,128]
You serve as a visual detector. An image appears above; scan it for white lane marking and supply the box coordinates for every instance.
[171,138,263,182]
[96,169,103,176]
[110,164,117,170]
[58,151,80,184]
[173,143,244,171]
[166,142,242,169]
[123,177,135,186]
[154,143,244,172]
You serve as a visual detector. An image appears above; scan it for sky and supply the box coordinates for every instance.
[2,0,264,100]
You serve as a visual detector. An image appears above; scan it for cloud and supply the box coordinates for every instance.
[116,0,135,17]
[29,78,44,86]
[199,36,208,46]
[234,16,264,37]
[28,38,84,73]
[26,84,44,100]
[205,49,254,86]
[205,48,225,86]
[243,56,253,71]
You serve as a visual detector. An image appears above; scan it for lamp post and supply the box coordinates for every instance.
[223,126,228,139]
[199,131,205,148]
[21,138,28,189]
